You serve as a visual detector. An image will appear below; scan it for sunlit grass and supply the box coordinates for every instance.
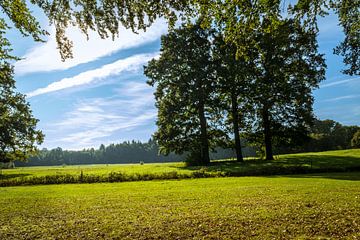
[0,172,359,239]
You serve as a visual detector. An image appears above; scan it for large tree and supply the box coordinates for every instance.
[144,23,225,165]
[246,16,326,160]
[0,61,44,163]
[212,35,255,162]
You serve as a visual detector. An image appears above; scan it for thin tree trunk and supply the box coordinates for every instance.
[262,106,274,160]
[231,92,244,162]
[198,100,210,165]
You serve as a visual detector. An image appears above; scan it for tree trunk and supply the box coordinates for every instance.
[262,106,274,160]
[231,92,244,162]
[198,100,210,165]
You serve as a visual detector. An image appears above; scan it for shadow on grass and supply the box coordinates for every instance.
[265,172,360,181]
[171,154,360,179]
[280,155,360,168]
[0,173,31,180]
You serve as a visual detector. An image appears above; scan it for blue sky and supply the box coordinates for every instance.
[6,10,360,150]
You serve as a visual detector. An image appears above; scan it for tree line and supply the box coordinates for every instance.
[13,118,357,167]
[276,119,360,154]
[16,139,256,167]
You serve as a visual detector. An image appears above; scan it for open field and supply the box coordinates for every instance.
[0,172,359,239]
[1,149,360,186]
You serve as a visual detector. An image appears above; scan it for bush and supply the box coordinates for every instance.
[351,130,360,148]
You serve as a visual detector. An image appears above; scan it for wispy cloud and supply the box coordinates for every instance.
[320,77,360,88]
[58,112,156,146]
[15,19,167,75]
[323,94,360,102]
[45,81,156,149]
[26,53,158,98]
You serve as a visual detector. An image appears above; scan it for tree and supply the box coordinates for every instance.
[332,0,360,75]
[306,119,359,151]
[245,17,326,160]
[0,11,44,164]
[351,130,360,148]
[0,62,44,163]
[212,35,254,162]
[144,23,225,165]
[197,0,358,76]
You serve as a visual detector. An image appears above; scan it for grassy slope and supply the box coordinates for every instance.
[1,149,360,182]
[0,172,359,239]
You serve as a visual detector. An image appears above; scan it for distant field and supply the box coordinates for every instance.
[0,172,359,239]
[1,149,359,185]
[1,161,192,178]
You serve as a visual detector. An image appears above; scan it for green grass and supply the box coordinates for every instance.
[1,162,193,179]
[1,149,360,186]
[0,172,359,239]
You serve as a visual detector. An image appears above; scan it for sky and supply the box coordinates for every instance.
[5,9,360,150]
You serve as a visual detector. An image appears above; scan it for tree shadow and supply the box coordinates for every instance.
[265,172,360,181]
[0,173,31,180]
[279,154,360,168]
[170,154,360,181]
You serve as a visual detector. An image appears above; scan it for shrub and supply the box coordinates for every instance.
[351,130,360,148]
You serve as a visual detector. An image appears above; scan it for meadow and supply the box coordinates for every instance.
[0,172,359,239]
[0,149,360,239]
[1,149,360,186]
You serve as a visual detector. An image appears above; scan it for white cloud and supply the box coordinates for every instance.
[323,94,360,102]
[26,53,159,98]
[45,81,156,149]
[320,77,360,88]
[15,19,167,74]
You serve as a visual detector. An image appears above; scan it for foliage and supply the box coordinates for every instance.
[212,34,255,162]
[197,0,357,76]
[25,0,191,61]
[16,139,248,167]
[145,23,227,165]
[273,119,359,153]
[1,172,359,239]
[331,0,360,75]
[0,1,355,74]
[0,63,43,163]
[24,140,181,166]
[351,130,360,148]
[237,16,326,160]
[0,0,48,47]
[300,119,359,152]
[0,3,44,164]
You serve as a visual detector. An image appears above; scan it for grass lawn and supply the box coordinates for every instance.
[0,172,359,239]
[1,149,359,186]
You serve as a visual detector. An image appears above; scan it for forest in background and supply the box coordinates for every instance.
[14,118,359,167]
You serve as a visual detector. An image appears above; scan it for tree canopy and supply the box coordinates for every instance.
[0,0,351,75]
[0,1,357,75]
